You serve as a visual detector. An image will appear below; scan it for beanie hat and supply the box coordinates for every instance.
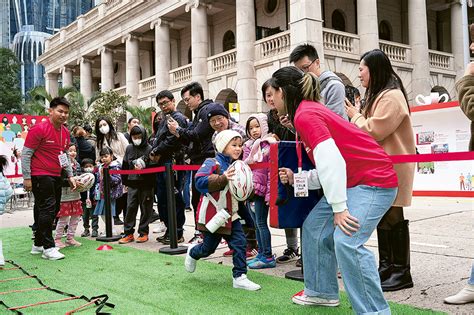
[214,130,242,154]
[206,103,229,120]
[246,113,269,139]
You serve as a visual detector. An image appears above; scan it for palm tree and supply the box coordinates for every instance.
[29,86,77,102]
[125,104,156,135]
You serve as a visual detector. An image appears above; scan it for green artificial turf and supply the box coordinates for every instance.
[0,227,444,314]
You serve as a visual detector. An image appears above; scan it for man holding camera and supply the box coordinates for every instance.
[150,90,188,244]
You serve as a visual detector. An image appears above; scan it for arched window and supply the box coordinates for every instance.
[332,10,346,32]
[379,20,392,41]
[264,0,279,16]
[222,30,235,51]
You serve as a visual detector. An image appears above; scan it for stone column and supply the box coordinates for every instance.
[78,57,93,102]
[289,0,325,65]
[357,0,379,54]
[236,0,257,121]
[98,46,114,92]
[151,18,172,93]
[408,0,431,99]
[61,66,74,88]
[45,72,59,97]
[122,33,141,106]
[186,0,209,98]
[451,2,469,79]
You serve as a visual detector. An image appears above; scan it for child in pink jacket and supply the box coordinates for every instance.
[243,113,278,269]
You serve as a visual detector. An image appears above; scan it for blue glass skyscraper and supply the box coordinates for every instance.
[8,0,94,96]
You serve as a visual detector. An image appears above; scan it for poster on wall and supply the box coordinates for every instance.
[0,114,48,177]
[411,102,473,195]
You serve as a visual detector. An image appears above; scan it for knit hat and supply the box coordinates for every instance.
[214,130,242,153]
[206,103,229,120]
[246,113,269,139]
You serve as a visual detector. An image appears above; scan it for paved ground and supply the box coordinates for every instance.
[2,196,473,314]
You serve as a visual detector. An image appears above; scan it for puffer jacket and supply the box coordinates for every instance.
[94,160,123,200]
[0,174,13,215]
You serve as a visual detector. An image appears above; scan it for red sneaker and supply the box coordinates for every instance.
[223,249,234,257]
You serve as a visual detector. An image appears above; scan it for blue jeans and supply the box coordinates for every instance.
[249,196,272,257]
[302,185,397,315]
[183,171,191,209]
[190,220,247,278]
[469,262,474,285]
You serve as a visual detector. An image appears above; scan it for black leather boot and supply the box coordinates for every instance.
[381,220,414,291]
[377,228,392,282]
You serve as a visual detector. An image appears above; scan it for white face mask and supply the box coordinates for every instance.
[84,167,93,173]
[99,125,110,135]
[132,139,142,146]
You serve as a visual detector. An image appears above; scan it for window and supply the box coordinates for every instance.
[332,10,346,32]
[379,20,392,41]
[222,31,235,51]
[264,0,279,16]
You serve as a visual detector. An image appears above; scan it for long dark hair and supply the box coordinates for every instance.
[271,66,321,122]
[360,49,410,116]
[95,117,118,151]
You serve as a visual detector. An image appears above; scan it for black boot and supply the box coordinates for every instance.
[377,228,392,282]
[381,220,414,291]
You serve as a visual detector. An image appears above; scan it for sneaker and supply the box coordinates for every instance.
[136,234,149,243]
[91,230,98,238]
[185,244,197,273]
[233,274,261,291]
[246,248,258,260]
[223,249,234,257]
[0,255,4,266]
[276,248,299,264]
[444,285,474,304]
[248,255,277,269]
[292,290,339,306]
[30,245,44,255]
[119,234,135,244]
[55,240,66,249]
[65,238,82,247]
[41,247,65,260]
[247,253,264,265]
[156,232,168,242]
[81,229,90,237]
[188,234,203,245]
[296,258,302,268]
[152,221,167,234]
[161,235,185,245]
[114,217,124,225]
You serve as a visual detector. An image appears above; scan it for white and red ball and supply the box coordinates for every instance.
[74,173,95,192]
[228,160,254,201]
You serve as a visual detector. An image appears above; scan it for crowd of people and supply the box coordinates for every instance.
[1,36,470,313]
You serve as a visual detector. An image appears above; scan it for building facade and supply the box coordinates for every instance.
[38,0,473,121]
[8,0,94,96]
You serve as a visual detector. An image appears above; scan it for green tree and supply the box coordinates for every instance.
[23,85,77,116]
[125,104,156,135]
[0,48,22,113]
[86,90,130,132]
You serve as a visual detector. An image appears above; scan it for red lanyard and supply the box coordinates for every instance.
[295,132,302,173]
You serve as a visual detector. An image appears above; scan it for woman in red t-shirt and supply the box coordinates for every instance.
[272,66,397,314]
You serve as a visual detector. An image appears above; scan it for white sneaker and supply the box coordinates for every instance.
[41,247,65,260]
[0,255,4,266]
[153,221,167,234]
[185,244,197,273]
[233,274,261,291]
[30,245,44,255]
[444,285,474,304]
[291,290,339,306]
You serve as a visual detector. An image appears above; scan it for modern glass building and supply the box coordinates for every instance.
[8,0,94,96]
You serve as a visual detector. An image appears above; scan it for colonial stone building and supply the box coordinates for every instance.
[38,0,473,121]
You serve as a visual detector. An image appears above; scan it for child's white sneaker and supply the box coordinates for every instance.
[444,284,474,304]
[41,247,65,260]
[30,245,44,255]
[185,244,197,273]
[0,254,4,266]
[233,274,261,291]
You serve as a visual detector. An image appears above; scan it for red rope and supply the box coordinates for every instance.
[0,287,47,295]
[0,275,34,282]
[65,298,101,315]
[8,296,80,311]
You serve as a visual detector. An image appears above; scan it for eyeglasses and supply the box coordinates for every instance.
[301,59,316,72]
[183,95,193,104]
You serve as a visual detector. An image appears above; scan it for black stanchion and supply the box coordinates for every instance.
[97,167,121,242]
[159,163,187,255]
[285,232,304,282]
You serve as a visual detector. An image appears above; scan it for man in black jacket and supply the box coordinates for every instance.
[151,90,189,244]
[168,82,215,244]
[119,125,155,244]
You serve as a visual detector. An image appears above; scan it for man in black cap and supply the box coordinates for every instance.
[206,103,247,144]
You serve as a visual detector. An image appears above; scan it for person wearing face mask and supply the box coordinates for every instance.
[119,125,155,244]
[124,117,140,144]
[94,117,129,226]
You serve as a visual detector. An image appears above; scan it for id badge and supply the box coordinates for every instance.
[294,172,309,198]
[58,153,69,168]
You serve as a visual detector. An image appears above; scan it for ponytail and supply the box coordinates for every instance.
[300,72,321,102]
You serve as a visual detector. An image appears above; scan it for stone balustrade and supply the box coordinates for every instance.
[138,76,156,94]
[169,64,192,86]
[323,28,359,54]
[208,49,237,73]
[380,40,412,64]
[114,86,126,96]
[429,50,454,70]
[255,30,290,59]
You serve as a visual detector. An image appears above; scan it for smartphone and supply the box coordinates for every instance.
[166,114,172,122]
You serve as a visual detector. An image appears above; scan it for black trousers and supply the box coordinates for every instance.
[124,186,154,235]
[31,176,62,249]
